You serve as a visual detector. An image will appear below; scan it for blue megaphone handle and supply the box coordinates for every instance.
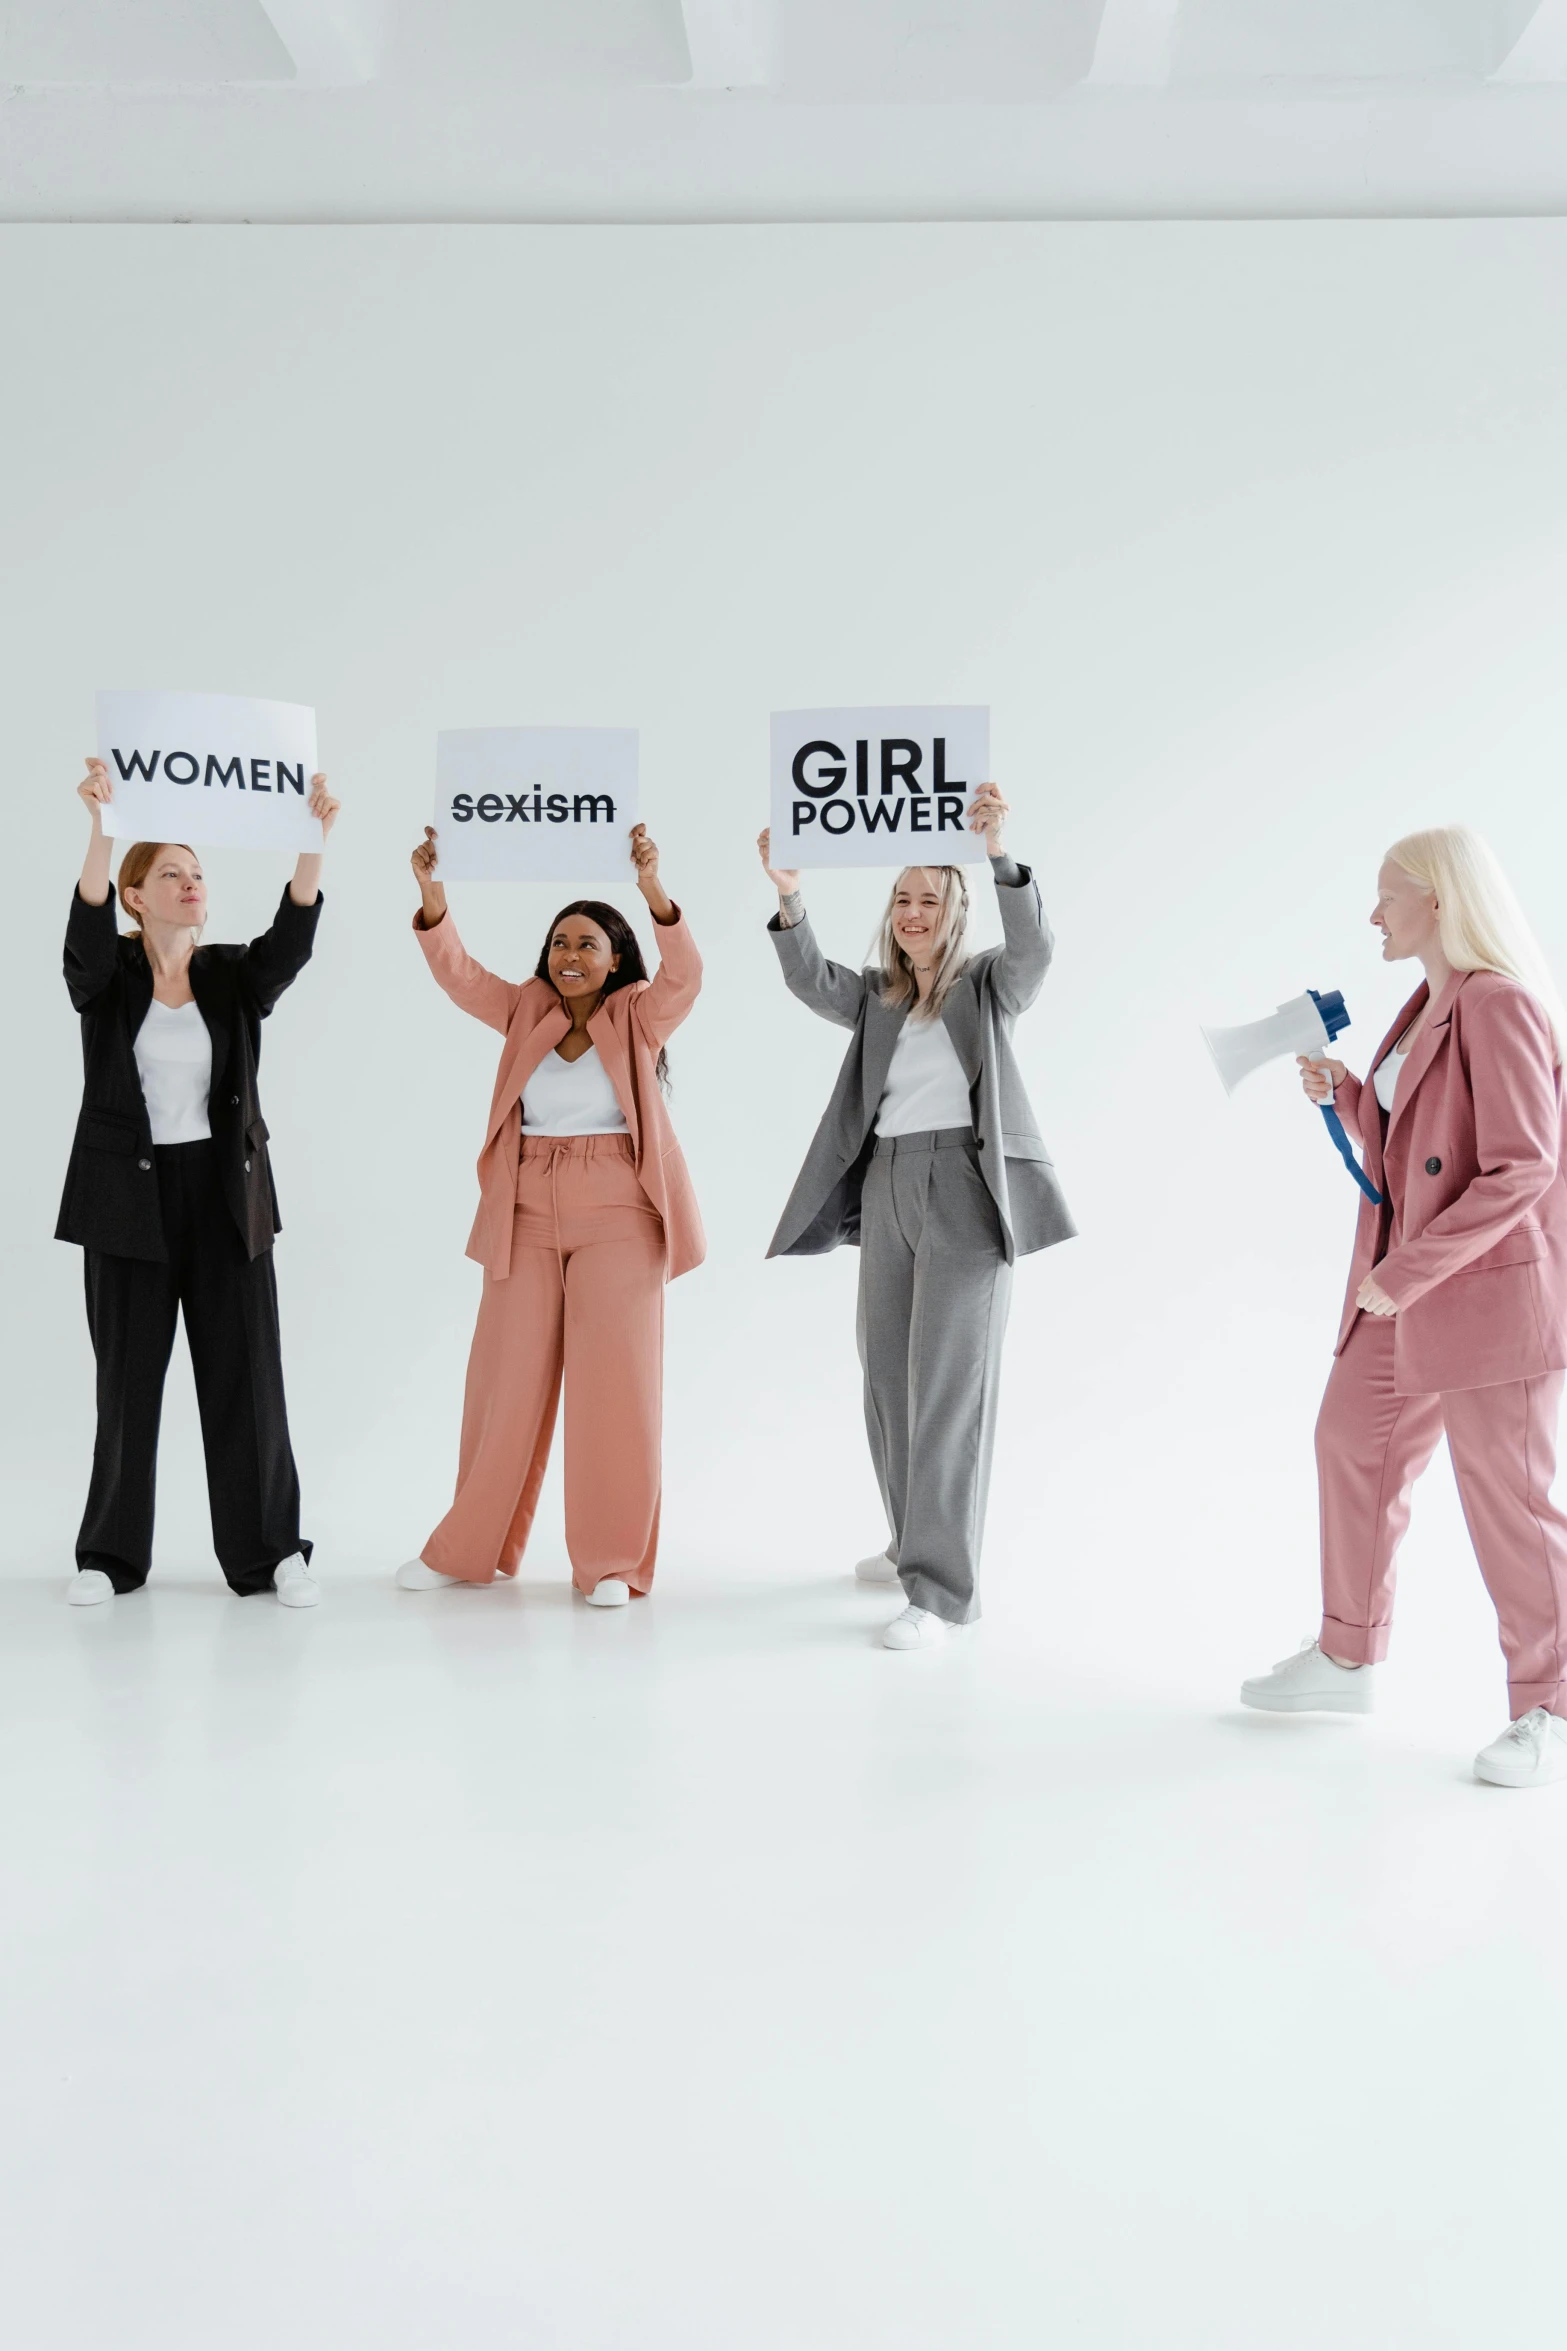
[1319,1103,1383,1204]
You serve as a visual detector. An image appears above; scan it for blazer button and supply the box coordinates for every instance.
[1425,1156,1442,1175]
[138,1157,152,1172]
[976,1137,985,1149]
[244,1159,252,1174]
[231,1095,239,1108]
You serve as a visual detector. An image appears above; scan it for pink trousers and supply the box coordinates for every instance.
[422,1134,666,1592]
[1318,1312,1567,1718]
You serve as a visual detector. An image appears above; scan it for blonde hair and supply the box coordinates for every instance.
[118,841,198,938]
[874,865,971,1020]
[1386,825,1567,1066]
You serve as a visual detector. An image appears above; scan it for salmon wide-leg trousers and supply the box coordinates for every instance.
[1317,1311,1567,1718]
[422,1135,667,1591]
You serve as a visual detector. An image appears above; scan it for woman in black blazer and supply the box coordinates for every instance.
[59,758,339,1608]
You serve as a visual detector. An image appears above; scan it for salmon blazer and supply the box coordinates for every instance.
[1333,969,1567,1393]
[416,907,705,1282]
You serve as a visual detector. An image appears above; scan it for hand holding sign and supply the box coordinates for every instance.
[967,781,1008,853]
[629,823,676,923]
[756,828,801,896]
[411,825,447,932]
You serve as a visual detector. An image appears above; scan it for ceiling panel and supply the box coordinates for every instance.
[775,1,1106,99]
[378,0,690,88]
[0,0,293,85]
[1172,0,1541,85]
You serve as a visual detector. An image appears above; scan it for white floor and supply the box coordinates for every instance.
[2,1545,1565,2351]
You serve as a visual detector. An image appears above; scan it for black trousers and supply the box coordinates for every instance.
[76,1139,309,1595]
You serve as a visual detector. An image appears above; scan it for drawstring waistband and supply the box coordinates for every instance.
[517,1133,637,1288]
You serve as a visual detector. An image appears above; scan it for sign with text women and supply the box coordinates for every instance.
[96,691,324,853]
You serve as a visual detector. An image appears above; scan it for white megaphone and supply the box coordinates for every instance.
[1202,988,1383,1202]
[1201,989,1346,1096]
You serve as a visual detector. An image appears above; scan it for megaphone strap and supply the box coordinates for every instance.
[1319,1103,1383,1205]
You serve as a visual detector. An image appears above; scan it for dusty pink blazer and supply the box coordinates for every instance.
[1334,969,1567,1393]
[415,906,705,1282]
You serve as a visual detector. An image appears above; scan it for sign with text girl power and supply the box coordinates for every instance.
[770,707,989,869]
[97,692,323,852]
[434,728,639,883]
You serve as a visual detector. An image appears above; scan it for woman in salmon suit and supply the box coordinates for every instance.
[396,822,703,1606]
[1241,827,1567,1788]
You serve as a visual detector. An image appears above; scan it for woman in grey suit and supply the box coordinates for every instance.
[758,784,1074,1648]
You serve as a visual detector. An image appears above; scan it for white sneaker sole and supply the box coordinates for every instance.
[1240,1682,1374,1716]
[1474,1755,1567,1789]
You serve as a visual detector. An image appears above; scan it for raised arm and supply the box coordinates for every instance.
[65,763,124,1009]
[77,760,114,907]
[628,824,701,1046]
[238,889,324,1016]
[409,829,519,1034]
[238,778,336,1012]
[967,784,1052,1018]
[285,774,339,908]
[757,827,866,1030]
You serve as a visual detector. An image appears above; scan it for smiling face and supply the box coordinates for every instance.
[547,916,619,1003]
[123,844,206,932]
[1371,859,1440,964]
[890,868,948,969]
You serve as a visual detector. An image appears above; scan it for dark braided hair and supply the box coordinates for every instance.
[534,900,670,1090]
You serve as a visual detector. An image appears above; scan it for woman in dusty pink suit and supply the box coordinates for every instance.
[396,822,702,1608]
[1241,827,1567,1789]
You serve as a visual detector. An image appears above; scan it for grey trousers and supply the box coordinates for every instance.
[856,1127,1013,1625]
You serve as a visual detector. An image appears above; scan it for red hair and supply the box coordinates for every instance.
[118,842,197,936]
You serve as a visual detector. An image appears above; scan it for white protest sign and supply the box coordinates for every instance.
[770,707,989,868]
[96,692,323,852]
[433,728,639,883]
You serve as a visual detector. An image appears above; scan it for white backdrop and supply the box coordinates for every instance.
[6,220,1567,1704]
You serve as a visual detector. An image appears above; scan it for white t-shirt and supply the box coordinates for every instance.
[875,1012,973,1138]
[134,999,213,1145]
[1373,1048,1408,1114]
[521,1043,628,1136]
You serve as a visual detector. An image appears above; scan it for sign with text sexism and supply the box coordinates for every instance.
[770,707,989,869]
[433,728,640,883]
[96,692,323,852]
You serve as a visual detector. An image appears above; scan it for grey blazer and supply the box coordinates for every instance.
[765,859,1077,1264]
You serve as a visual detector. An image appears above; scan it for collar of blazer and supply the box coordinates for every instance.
[483,980,642,1154]
[861,985,909,1115]
[862,970,982,1095]
[187,950,231,1087]
[121,936,231,1084]
[1380,969,1463,1146]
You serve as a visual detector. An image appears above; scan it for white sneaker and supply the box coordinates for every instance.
[1240,1638,1375,1714]
[273,1554,319,1608]
[395,1558,462,1590]
[67,1569,115,1607]
[855,1549,901,1585]
[584,1578,631,1608]
[1474,1708,1567,1788]
[881,1605,955,1651]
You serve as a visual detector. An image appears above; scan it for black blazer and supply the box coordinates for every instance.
[56,884,322,1264]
